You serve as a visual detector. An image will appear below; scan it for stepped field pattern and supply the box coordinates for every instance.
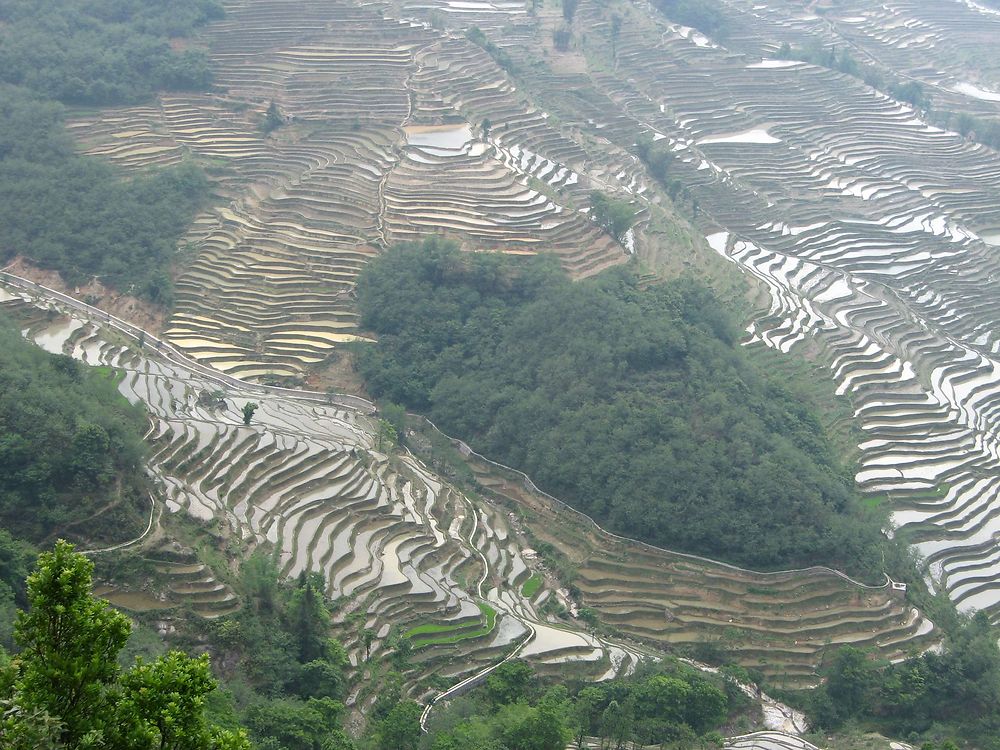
[25,0,1000,745]
[580,0,1000,620]
[67,0,637,380]
[2,278,934,706]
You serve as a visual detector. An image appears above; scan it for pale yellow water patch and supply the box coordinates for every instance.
[271,333,373,344]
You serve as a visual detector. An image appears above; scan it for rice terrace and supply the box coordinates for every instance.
[2,0,1000,748]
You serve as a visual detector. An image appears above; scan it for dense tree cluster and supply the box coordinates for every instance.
[0,0,222,105]
[651,0,729,39]
[425,658,731,749]
[356,240,886,573]
[932,110,1000,152]
[772,42,1000,155]
[206,553,357,750]
[774,42,930,109]
[0,541,249,749]
[808,614,1000,749]
[0,87,210,298]
[0,317,149,545]
[589,191,636,244]
[0,1,217,300]
[466,27,516,74]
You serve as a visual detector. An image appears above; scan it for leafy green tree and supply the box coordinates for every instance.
[684,679,727,733]
[0,530,34,648]
[571,686,604,748]
[7,541,249,749]
[376,700,422,750]
[825,647,878,718]
[295,641,348,701]
[600,699,632,750]
[610,14,622,58]
[13,540,132,744]
[589,191,636,243]
[379,402,407,444]
[0,699,63,750]
[262,101,284,134]
[245,697,343,750]
[524,700,571,750]
[486,661,537,705]
[288,575,329,664]
[636,675,689,725]
[241,551,280,613]
[242,403,259,426]
[111,651,248,750]
[376,418,398,452]
[429,717,498,750]
[362,628,376,661]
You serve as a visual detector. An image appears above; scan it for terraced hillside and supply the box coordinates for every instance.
[2,276,936,696]
[52,0,1000,708]
[529,1,1000,622]
[717,0,1000,119]
[367,0,1000,626]
[437,434,935,688]
[66,0,646,380]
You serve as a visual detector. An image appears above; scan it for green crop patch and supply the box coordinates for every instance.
[521,573,542,598]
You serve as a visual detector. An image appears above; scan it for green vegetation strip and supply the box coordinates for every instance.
[520,574,542,598]
[407,602,497,648]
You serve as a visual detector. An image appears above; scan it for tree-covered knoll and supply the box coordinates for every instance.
[0,0,223,105]
[0,316,149,545]
[356,240,887,573]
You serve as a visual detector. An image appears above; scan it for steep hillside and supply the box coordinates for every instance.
[0,310,149,547]
[356,240,886,575]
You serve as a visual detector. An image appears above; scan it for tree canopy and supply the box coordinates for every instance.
[1,540,249,749]
[807,614,1000,749]
[356,240,887,573]
[424,658,730,749]
[0,0,222,105]
[0,315,149,546]
[0,0,218,300]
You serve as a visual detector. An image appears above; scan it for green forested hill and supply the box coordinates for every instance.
[0,317,149,545]
[0,0,220,301]
[356,240,886,574]
[0,0,222,104]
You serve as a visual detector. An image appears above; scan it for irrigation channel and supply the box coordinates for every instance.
[3,275,911,749]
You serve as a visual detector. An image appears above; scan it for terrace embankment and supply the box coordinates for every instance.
[55,0,1000,689]
[4,284,650,708]
[411,420,936,689]
[4,277,941,707]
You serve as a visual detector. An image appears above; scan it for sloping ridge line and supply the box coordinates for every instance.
[412,414,893,590]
